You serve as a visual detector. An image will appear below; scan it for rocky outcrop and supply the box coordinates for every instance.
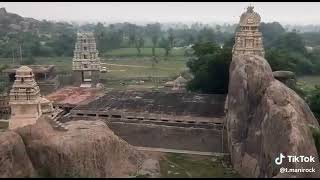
[14,117,147,178]
[226,54,320,178]
[137,158,160,178]
[0,131,35,178]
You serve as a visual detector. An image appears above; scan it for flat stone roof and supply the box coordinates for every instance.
[73,91,226,118]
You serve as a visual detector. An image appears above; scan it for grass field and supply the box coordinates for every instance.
[159,153,239,178]
[298,75,320,87]
[0,55,188,80]
[103,47,186,57]
[102,57,188,80]
[0,47,189,90]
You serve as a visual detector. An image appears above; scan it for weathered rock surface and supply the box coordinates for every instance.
[0,131,35,178]
[137,158,160,178]
[226,54,320,178]
[15,117,147,177]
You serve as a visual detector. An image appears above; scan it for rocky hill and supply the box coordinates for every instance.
[226,54,320,178]
[0,7,74,36]
[0,117,155,178]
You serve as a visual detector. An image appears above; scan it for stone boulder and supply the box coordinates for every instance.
[15,117,146,178]
[0,131,35,178]
[226,54,320,178]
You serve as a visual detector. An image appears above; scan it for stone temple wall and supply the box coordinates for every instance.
[65,115,226,153]
[106,122,225,152]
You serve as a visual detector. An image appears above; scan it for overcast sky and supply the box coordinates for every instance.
[0,2,319,25]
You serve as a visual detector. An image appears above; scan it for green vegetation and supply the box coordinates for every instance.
[103,48,185,57]
[306,85,320,119]
[0,29,76,58]
[301,32,320,47]
[260,22,286,48]
[159,153,239,178]
[186,42,232,94]
[265,31,320,76]
[310,126,320,159]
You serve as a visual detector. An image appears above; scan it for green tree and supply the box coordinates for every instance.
[197,27,216,43]
[186,42,232,94]
[146,23,161,56]
[259,22,285,48]
[135,36,144,56]
[307,85,320,119]
[159,37,170,57]
[168,28,175,49]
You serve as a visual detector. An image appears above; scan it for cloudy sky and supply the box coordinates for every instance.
[0,2,319,25]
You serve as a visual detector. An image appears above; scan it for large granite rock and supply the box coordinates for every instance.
[15,117,147,178]
[0,131,35,178]
[226,54,320,178]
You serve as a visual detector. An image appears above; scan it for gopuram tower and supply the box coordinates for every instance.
[9,66,42,129]
[232,6,265,57]
[72,32,101,87]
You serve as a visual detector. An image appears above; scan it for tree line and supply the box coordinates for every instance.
[186,22,320,94]
[0,22,236,60]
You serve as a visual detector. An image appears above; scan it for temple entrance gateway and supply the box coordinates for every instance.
[83,71,92,82]
[72,32,101,87]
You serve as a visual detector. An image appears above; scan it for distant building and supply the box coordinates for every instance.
[72,32,101,88]
[172,75,187,91]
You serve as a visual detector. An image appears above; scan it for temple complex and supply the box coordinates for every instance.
[72,32,101,87]
[232,6,265,57]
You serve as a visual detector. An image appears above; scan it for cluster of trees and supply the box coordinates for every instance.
[0,21,234,58]
[0,26,76,59]
[308,85,320,119]
[186,42,232,94]
[265,31,320,76]
[186,22,320,94]
[0,9,77,59]
[92,22,233,57]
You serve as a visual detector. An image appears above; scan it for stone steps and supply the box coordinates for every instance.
[50,115,68,131]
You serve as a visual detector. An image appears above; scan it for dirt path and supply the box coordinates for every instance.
[135,146,229,156]
[102,63,149,68]
[102,63,182,71]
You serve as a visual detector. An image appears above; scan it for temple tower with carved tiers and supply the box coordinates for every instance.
[9,66,42,129]
[72,32,101,87]
[232,6,265,57]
